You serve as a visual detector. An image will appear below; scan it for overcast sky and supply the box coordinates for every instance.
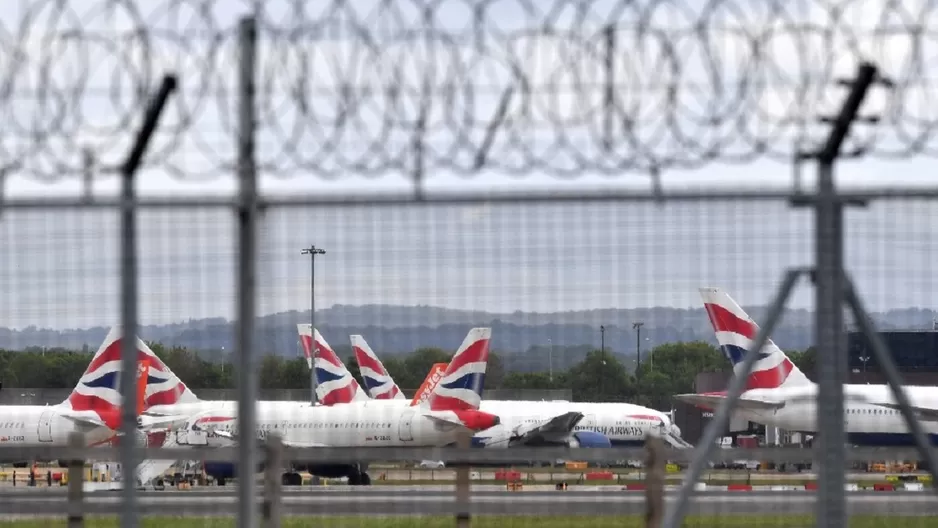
[1,0,937,329]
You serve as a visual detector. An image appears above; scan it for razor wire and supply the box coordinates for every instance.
[2,0,938,182]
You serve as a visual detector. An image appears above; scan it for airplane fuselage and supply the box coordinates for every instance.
[477,400,675,447]
[0,405,117,465]
[734,383,938,446]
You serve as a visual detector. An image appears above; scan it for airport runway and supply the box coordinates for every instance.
[1,488,936,517]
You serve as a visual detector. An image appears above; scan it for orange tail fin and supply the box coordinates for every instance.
[409,363,449,406]
[136,356,151,416]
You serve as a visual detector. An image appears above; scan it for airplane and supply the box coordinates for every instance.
[673,287,938,447]
[0,327,151,467]
[131,327,452,487]
[171,327,500,485]
[331,331,690,449]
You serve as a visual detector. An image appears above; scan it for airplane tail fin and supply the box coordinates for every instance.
[350,335,405,400]
[699,287,811,390]
[297,324,315,370]
[410,363,448,406]
[425,328,491,412]
[64,326,197,427]
[136,356,150,416]
[299,326,369,405]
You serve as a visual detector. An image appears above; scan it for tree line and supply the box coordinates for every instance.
[0,342,817,408]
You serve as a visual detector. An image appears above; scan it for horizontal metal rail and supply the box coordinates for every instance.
[3,188,938,210]
[0,445,921,464]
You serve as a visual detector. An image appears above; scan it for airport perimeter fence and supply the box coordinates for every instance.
[2,1,938,527]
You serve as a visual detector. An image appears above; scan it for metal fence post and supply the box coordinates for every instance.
[813,62,878,528]
[455,431,471,527]
[67,432,85,528]
[644,435,664,528]
[236,15,260,528]
[118,74,177,528]
[843,278,938,490]
[262,435,283,528]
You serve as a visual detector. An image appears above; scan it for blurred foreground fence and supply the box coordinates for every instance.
[4,1,938,528]
[2,440,938,519]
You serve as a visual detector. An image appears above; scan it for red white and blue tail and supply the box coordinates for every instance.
[350,335,405,400]
[297,324,369,405]
[137,338,200,409]
[62,326,196,427]
[297,324,315,370]
[699,288,811,390]
[425,328,491,412]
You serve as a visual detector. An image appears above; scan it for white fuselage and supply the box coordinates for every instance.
[147,400,313,417]
[734,383,938,445]
[180,400,467,448]
[0,405,116,451]
[151,398,678,447]
[477,400,672,446]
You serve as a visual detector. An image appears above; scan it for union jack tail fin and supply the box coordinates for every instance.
[64,326,196,428]
[350,335,405,400]
[699,288,811,390]
[410,363,448,406]
[425,328,491,412]
[297,325,369,405]
[297,324,314,370]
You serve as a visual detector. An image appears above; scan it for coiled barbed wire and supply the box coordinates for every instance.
[1,0,936,182]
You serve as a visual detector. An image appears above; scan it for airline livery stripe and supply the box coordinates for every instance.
[315,342,345,368]
[721,344,771,365]
[316,368,345,383]
[429,393,475,411]
[743,358,795,390]
[445,339,489,374]
[703,303,757,340]
[354,347,386,376]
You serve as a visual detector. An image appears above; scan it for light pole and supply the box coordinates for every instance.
[600,325,605,398]
[547,338,553,382]
[633,321,644,375]
[301,245,326,404]
[859,354,870,384]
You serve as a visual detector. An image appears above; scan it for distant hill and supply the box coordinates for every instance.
[0,303,934,370]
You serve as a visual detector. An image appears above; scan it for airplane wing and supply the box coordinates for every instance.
[876,403,938,422]
[58,413,114,430]
[673,393,786,412]
[425,413,470,428]
[509,411,584,444]
[137,414,193,432]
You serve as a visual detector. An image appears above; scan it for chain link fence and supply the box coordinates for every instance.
[1,1,938,528]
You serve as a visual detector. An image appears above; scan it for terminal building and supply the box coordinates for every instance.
[673,329,938,445]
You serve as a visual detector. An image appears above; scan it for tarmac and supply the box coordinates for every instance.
[0,487,936,517]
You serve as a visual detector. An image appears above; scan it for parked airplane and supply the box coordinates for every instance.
[674,287,938,446]
[134,328,450,487]
[172,327,500,485]
[341,334,689,448]
[0,327,151,466]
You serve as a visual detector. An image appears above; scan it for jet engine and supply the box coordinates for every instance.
[566,431,612,448]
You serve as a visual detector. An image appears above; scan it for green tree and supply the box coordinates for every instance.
[501,371,563,391]
[345,356,365,390]
[564,350,633,402]
[634,341,726,410]
[788,347,816,379]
